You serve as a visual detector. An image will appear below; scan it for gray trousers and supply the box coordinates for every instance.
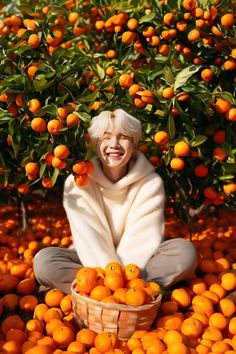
[33,238,197,294]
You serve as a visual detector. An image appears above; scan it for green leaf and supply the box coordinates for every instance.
[148,68,163,80]
[139,13,156,24]
[39,163,46,178]
[51,168,60,185]
[79,91,99,103]
[168,114,176,139]
[36,104,58,117]
[191,135,208,147]
[155,55,169,64]
[96,65,105,80]
[174,65,201,91]
[15,44,32,55]
[214,91,235,105]
[163,67,175,86]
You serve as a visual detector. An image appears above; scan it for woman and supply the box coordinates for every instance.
[34,109,197,294]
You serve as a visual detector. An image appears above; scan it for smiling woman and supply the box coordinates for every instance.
[34,108,197,294]
[88,110,142,182]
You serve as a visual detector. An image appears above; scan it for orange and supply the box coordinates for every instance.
[26,318,45,333]
[45,318,64,336]
[44,307,64,323]
[128,84,143,97]
[202,327,223,342]
[104,272,124,291]
[17,278,36,295]
[52,325,75,348]
[47,119,63,135]
[76,267,98,294]
[6,328,27,344]
[28,34,40,48]
[121,31,136,44]
[28,98,41,113]
[105,262,123,274]
[160,301,178,315]
[72,161,88,175]
[167,342,188,354]
[170,157,185,170]
[229,317,236,335]
[1,340,22,354]
[1,314,25,336]
[171,288,191,308]
[188,277,207,295]
[191,311,209,328]
[225,108,236,121]
[19,294,38,312]
[125,287,147,306]
[213,130,226,144]
[163,329,183,346]
[182,0,196,11]
[127,278,146,289]
[181,317,203,339]
[45,288,65,307]
[90,285,111,301]
[219,298,236,318]
[66,113,79,127]
[31,117,47,133]
[57,107,68,120]
[174,141,190,157]
[191,295,214,316]
[1,293,19,311]
[223,183,236,196]
[106,49,117,59]
[33,303,49,321]
[213,147,227,161]
[51,157,67,170]
[24,344,53,354]
[25,162,40,175]
[102,295,119,303]
[163,12,175,26]
[145,339,166,354]
[221,13,234,28]
[201,68,213,82]
[201,290,219,305]
[162,87,174,99]
[127,337,143,351]
[60,294,72,314]
[215,98,232,114]
[94,332,118,353]
[188,28,200,41]
[123,264,141,281]
[113,288,127,304]
[211,341,231,353]
[67,341,86,353]
[74,174,89,187]
[209,283,226,299]
[221,272,236,291]
[118,73,134,88]
[208,312,228,330]
[127,18,139,30]
[53,145,70,160]
[154,131,169,146]
[76,328,97,347]
[42,177,53,189]
[27,65,39,79]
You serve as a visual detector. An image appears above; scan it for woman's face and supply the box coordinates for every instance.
[96,127,135,178]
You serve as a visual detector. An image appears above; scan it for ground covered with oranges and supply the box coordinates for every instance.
[0,196,236,354]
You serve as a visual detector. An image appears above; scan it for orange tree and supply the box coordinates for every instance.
[0,0,235,227]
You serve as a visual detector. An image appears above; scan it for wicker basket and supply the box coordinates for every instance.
[71,280,162,340]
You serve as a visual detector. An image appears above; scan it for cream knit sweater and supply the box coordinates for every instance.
[63,151,165,270]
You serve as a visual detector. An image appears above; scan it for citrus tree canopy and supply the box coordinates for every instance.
[0,0,235,221]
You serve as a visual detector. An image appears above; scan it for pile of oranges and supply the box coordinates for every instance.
[74,263,161,306]
[0,200,236,353]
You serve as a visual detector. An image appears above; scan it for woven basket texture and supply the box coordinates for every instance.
[71,280,162,340]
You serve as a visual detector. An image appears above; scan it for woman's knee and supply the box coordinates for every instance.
[33,247,56,283]
[174,238,198,271]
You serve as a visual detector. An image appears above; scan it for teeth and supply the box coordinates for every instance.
[108,153,122,156]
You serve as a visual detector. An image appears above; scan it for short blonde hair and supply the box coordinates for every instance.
[88,109,142,146]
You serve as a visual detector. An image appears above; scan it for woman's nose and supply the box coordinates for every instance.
[109,136,120,147]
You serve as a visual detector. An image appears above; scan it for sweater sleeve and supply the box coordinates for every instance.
[63,176,121,268]
[116,174,165,270]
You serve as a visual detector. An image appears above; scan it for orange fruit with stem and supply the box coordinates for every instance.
[31,117,47,133]
[47,119,63,135]
[181,317,203,339]
[74,174,89,187]
[125,287,147,306]
[221,13,234,28]
[105,262,123,274]
[19,294,38,312]
[28,98,41,113]
[123,264,141,281]
[215,98,232,114]
[118,73,134,88]
[33,303,49,321]
[53,145,70,160]
[170,157,185,170]
[1,315,25,336]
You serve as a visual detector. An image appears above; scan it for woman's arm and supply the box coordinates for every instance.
[116,174,165,270]
[63,176,121,268]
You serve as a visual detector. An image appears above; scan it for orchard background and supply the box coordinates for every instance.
[0,1,236,354]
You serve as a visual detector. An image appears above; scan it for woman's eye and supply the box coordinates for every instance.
[120,135,130,140]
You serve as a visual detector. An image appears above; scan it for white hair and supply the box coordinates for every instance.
[87,109,142,146]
